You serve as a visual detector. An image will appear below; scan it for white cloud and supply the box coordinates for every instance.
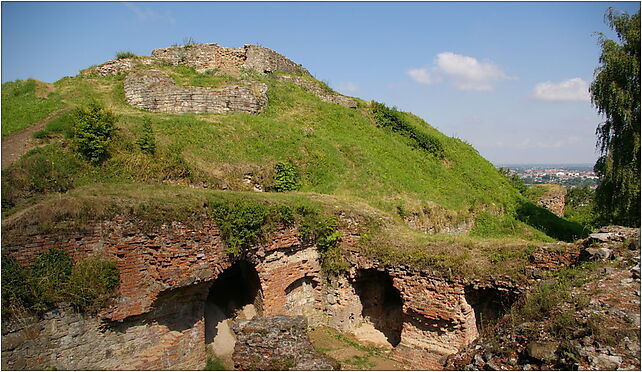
[337,81,360,93]
[407,68,436,84]
[123,2,176,25]
[408,52,513,91]
[533,78,589,102]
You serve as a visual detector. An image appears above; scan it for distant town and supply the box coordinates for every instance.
[497,164,599,188]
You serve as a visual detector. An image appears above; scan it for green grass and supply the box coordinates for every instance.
[2,79,65,137]
[1,63,589,273]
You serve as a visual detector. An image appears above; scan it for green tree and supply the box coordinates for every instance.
[590,8,641,227]
[72,102,116,164]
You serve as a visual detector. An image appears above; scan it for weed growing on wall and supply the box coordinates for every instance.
[1,248,119,317]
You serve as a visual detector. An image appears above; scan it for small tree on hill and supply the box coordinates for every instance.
[72,102,116,164]
[590,8,641,227]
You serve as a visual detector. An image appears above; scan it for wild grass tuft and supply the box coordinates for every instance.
[115,51,136,59]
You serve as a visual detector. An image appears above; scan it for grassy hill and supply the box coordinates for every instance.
[1,53,589,279]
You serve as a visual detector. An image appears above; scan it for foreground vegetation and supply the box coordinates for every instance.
[1,247,119,317]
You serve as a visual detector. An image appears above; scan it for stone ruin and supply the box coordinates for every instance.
[84,42,357,113]
[123,70,268,114]
[1,213,524,370]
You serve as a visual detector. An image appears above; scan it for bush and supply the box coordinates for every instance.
[273,161,300,192]
[371,101,444,158]
[72,102,117,164]
[1,248,119,317]
[136,118,156,154]
[115,51,136,59]
[211,200,294,255]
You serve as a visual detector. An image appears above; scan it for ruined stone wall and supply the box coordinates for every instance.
[150,43,309,76]
[2,215,521,370]
[123,70,268,114]
[2,285,208,371]
[83,57,157,77]
[1,218,327,370]
[243,45,309,75]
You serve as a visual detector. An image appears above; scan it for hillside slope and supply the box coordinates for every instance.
[1,44,586,250]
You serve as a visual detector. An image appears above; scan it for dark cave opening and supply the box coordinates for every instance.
[464,286,518,334]
[205,261,263,344]
[353,269,404,347]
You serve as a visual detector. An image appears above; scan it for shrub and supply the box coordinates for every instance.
[371,102,444,158]
[211,200,285,255]
[72,102,117,164]
[273,161,300,192]
[115,51,136,59]
[136,118,156,154]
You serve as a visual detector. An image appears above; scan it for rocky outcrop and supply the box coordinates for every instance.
[123,70,267,114]
[275,75,357,108]
[231,316,338,370]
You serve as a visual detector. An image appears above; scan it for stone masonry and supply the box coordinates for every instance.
[2,212,523,370]
[123,70,268,114]
[151,44,310,75]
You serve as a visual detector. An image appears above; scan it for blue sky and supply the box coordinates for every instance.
[2,1,640,164]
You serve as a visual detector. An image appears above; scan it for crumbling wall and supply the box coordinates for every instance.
[83,57,157,76]
[123,70,268,114]
[150,43,309,76]
[1,218,318,370]
[2,214,522,370]
[1,284,208,371]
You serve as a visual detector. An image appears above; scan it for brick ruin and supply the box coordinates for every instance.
[1,215,521,370]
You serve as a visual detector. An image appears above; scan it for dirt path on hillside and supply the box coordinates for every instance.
[1,108,69,169]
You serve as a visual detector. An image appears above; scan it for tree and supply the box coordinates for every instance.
[72,102,116,164]
[589,8,640,227]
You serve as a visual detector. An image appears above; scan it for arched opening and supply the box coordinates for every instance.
[205,261,263,356]
[353,269,403,347]
[285,276,318,316]
[464,286,518,335]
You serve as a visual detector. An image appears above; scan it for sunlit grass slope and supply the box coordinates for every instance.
[1,64,586,243]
